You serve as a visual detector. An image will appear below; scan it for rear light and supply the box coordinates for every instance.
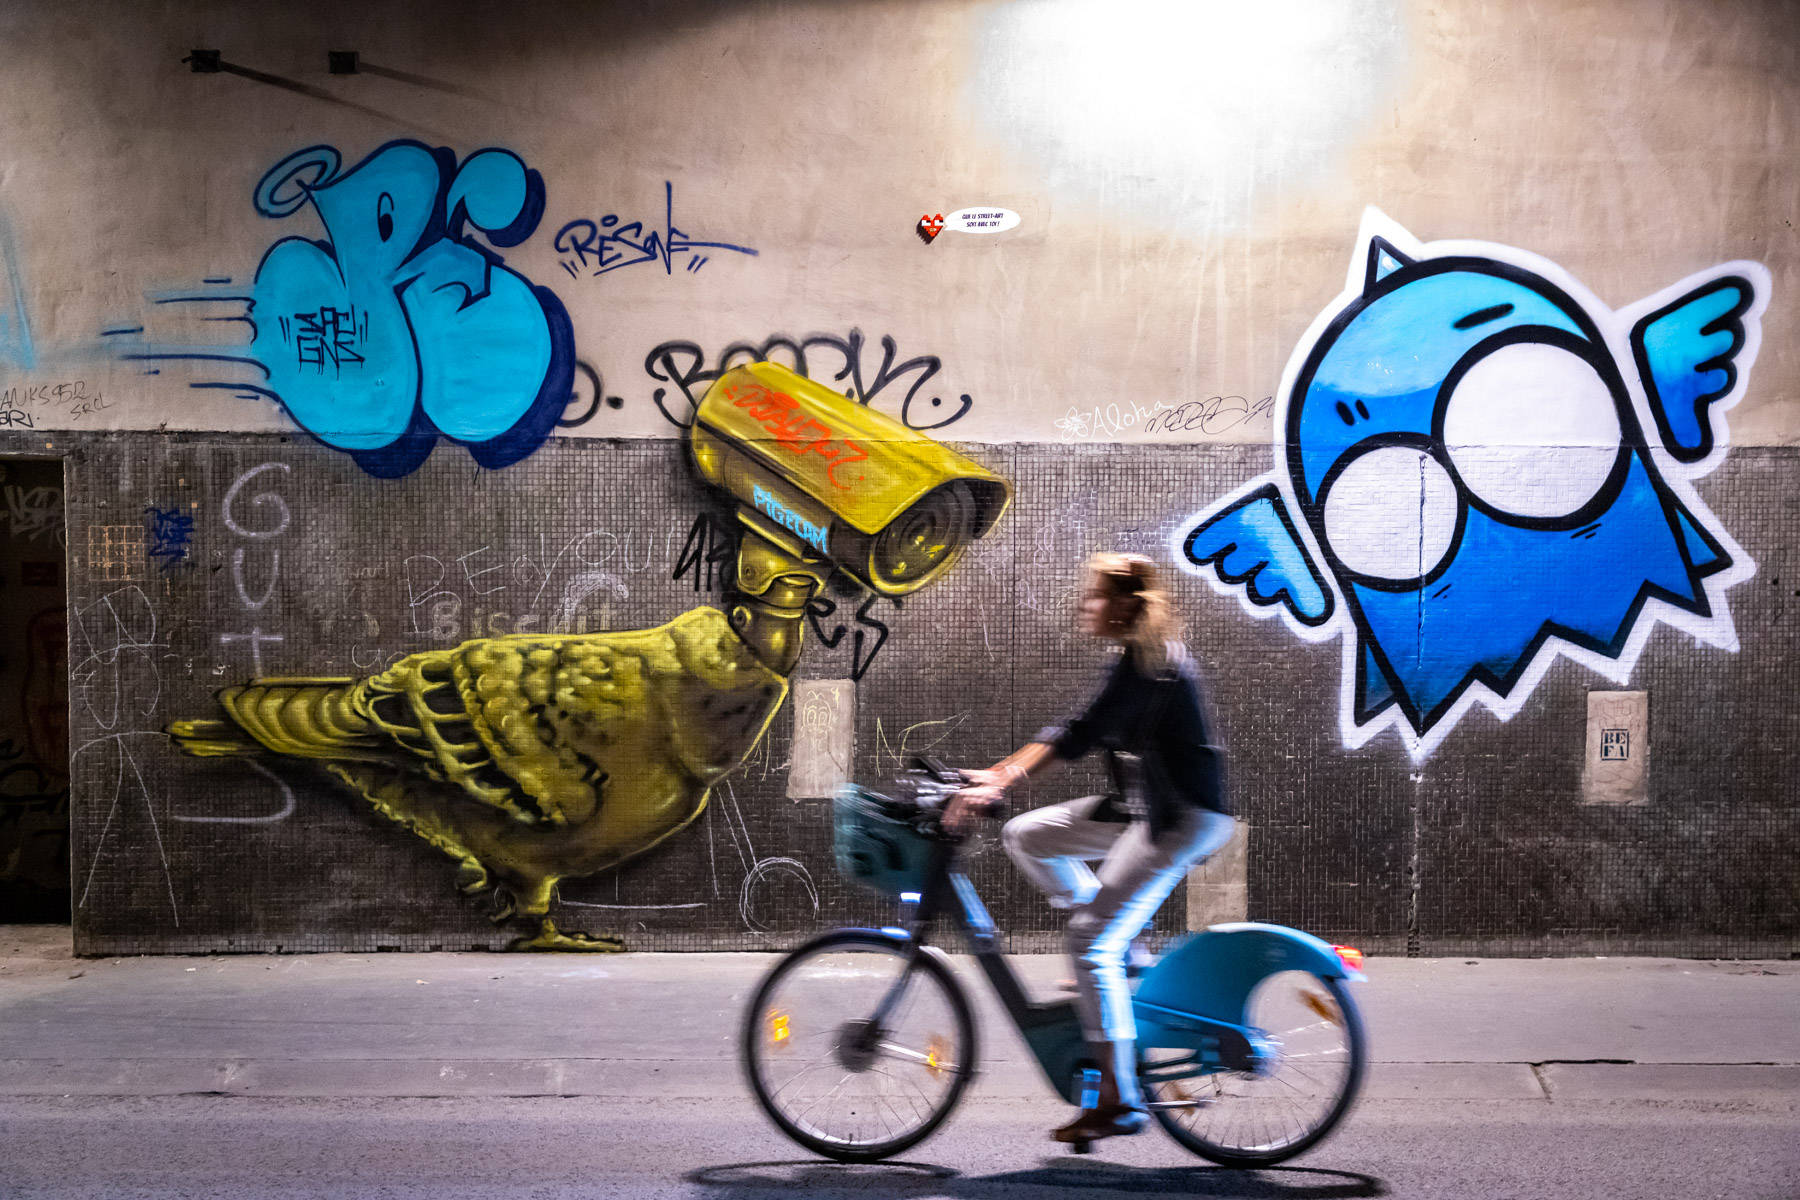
[1331,945,1365,971]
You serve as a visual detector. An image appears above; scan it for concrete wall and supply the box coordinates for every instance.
[2,0,1796,447]
[0,0,1792,953]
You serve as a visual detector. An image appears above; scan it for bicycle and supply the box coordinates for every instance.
[741,757,1368,1164]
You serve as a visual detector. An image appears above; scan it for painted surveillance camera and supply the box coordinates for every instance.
[1177,209,1767,759]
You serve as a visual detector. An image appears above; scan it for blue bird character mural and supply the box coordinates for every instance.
[249,141,574,477]
[1176,209,1768,759]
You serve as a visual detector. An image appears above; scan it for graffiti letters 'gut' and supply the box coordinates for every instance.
[1175,208,1767,760]
[247,141,575,478]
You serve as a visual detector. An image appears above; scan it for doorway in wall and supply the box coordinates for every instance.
[0,459,68,923]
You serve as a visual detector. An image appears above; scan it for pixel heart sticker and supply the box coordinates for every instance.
[916,213,944,244]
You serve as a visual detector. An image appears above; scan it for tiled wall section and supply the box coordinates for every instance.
[33,432,1800,957]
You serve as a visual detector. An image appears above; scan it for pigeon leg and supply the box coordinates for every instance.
[487,888,518,924]
[509,917,625,953]
[455,856,492,895]
[504,877,625,951]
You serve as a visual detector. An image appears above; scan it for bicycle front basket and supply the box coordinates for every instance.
[832,784,936,898]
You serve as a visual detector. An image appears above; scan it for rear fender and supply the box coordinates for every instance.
[1133,922,1362,1029]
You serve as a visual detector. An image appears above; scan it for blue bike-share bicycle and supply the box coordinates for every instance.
[742,758,1368,1164]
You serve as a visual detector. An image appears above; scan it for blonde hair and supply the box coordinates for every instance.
[1085,551,1183,669]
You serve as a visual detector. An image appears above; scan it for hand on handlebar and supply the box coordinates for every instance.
[943,786,1005,835]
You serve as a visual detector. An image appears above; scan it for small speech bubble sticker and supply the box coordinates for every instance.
[946,207,1021,234]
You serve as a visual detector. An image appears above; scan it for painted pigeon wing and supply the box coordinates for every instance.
[1181,484,1333,626]
[1630,275,1758,463]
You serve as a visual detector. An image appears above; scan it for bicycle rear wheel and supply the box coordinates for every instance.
[742,931,976,1162]
[1142,971,1365,1166]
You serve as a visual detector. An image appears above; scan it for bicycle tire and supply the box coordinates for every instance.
[742,930,977,1163]
[1144,972,1365,1167]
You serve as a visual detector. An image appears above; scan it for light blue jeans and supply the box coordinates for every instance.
[1002,796,1236,1107]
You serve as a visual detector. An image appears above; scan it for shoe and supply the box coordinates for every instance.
[1052,1103,1149,1143]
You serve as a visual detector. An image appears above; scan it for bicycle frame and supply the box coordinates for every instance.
[855,836,1364,1106]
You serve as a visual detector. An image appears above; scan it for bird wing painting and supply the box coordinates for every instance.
[169,609,789,950]
[1174,208,1768,760]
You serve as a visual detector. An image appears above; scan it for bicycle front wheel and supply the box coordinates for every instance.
[742,931,977,1162]
[1143,971,1365,1167]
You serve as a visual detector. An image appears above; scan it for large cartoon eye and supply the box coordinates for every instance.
[1442,342,1622,520]
[1321,446,1459,581]
[377,192,395,242]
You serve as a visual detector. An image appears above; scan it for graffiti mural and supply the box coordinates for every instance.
[143,505,194,571]
[0,460,70,921]
[0,483,65,546]
[248,141,575,477]
[553,181,758,278]
[635,330,977,433]
[170,363,1010,949]
[1176,209,1767,759]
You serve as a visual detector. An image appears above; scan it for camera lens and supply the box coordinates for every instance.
[869,483,975,589]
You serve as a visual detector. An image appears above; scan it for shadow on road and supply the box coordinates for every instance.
[687,1159,1387,1197]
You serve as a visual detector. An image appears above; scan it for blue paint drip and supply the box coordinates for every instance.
[0,217,36,370]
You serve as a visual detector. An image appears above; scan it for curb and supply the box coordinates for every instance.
[0,1059,1792,1101]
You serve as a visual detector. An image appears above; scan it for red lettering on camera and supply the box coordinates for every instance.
[725,381,867,490]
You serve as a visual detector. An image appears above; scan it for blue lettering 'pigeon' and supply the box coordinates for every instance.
[1175,209,1766,759]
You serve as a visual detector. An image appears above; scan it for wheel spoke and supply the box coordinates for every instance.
[869,1064,934,1126]
[875,1039,962,1075]
[768,1058,833,1101]
[790,1070,856,1127]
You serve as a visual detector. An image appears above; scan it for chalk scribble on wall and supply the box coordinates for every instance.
[249,141,575,477]
[169,363,1010,950]
[1176,209,1767,759]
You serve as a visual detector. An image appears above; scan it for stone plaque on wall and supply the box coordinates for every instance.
[787,679,855,800]
[1582,691,1648,806]
[1186,818,1249,930]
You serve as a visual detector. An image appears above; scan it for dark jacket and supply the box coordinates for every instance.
[1035,642,1229,834]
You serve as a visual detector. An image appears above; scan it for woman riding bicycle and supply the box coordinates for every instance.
[946,551,1234,1145]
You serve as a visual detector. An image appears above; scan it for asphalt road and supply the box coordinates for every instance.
[5,932,1795,1197]
[2,1092,1796,1199]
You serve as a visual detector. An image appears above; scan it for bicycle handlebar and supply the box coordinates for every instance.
[908,755,967,788]
[849,757,982,844]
